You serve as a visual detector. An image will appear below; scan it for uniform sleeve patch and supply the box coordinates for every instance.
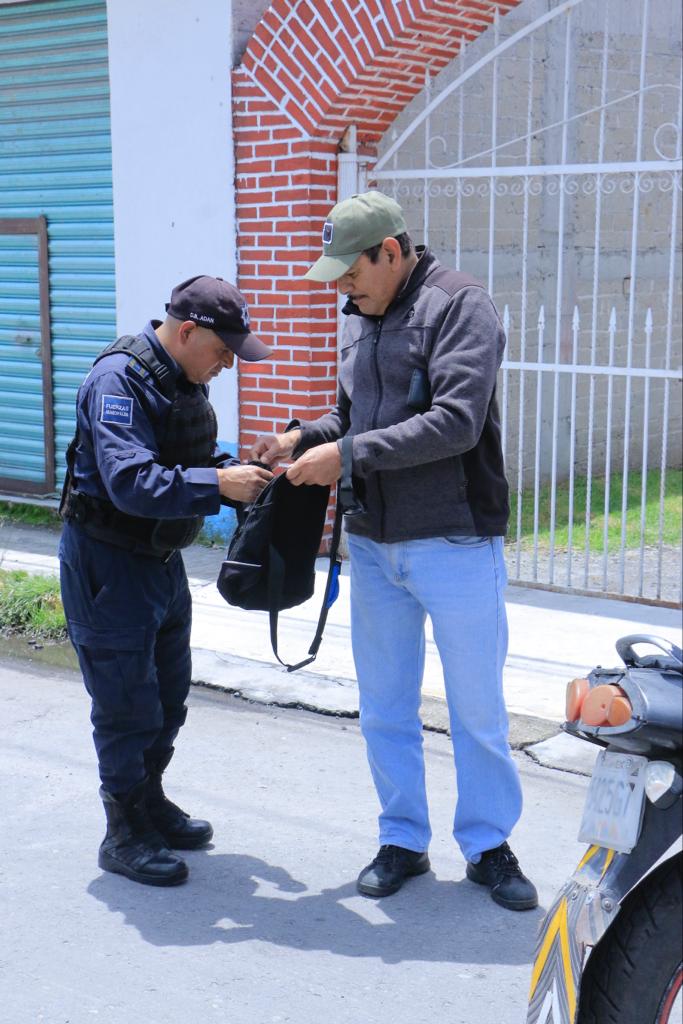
[100,394,133,426]
[127,356,150,381]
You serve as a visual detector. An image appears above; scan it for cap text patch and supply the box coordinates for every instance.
[100,394,133,426]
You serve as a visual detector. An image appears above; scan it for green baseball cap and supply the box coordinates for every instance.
[304,191,408,282]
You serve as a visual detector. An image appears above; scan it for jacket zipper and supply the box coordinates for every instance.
[371,319,386,539]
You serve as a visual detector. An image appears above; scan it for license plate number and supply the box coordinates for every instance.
[578,750,648,854]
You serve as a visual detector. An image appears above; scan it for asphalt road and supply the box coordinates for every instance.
[1,655,591,1024]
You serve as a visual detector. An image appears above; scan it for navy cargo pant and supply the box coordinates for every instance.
[59,522,192,795]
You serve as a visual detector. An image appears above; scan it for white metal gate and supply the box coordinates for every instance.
[372,0,682,605]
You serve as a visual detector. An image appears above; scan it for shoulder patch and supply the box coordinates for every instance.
[100,394,133,426]
[126,356,151,381]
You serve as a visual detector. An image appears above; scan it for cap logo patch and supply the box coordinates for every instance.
[322,221,334,245]
[240,305,250,330]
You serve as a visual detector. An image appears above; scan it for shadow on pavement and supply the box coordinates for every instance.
[87,851,542,965]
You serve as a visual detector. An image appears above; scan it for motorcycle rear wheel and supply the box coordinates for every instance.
[578,855,682,1024]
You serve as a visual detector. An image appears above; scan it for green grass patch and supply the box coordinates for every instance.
[508,468,682,552]
[0,569,67,640]
[0,500,62,531]
[195,528,222,548]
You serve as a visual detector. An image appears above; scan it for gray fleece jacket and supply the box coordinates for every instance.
[294,247,509,543]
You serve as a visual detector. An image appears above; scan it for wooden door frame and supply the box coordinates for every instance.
[0,215,55,495]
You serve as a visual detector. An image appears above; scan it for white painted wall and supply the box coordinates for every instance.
[106,0,238,446]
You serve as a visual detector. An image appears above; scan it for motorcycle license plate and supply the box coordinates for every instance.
[578,750,648,854]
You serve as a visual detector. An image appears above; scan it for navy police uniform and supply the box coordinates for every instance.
[59,274,271,887]
[59,321,235,796]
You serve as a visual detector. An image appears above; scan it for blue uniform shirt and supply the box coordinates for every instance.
[73,321,235,519]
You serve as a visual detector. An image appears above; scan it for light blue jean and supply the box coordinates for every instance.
[347,532,523,863]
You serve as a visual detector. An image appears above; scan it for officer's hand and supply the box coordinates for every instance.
[249,429,301,468]
[217,465,273,503]
[286,443,341,487]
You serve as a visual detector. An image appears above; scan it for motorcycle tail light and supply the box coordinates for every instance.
[566,678,589,721]
[645,761,683,808]
[606,694,632,726]
[580,683,633,727]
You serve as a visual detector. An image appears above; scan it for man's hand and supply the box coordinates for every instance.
[217,464,273,503]
[286,442,341,487]
[249,429,301,468]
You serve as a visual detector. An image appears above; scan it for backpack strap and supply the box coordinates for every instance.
[268,493,344,673]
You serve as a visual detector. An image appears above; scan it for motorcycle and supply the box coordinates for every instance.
[526,634,683,1024]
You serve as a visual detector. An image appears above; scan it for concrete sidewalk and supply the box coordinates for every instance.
[2,522,681,772]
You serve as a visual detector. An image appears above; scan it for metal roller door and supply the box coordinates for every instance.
[0,0,115,495]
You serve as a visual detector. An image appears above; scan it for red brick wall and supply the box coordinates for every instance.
[233,0,521,461]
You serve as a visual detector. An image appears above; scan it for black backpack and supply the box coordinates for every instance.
[217,473,342,672]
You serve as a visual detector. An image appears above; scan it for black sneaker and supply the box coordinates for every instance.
[357,844,430,897]
[466,841,538,911]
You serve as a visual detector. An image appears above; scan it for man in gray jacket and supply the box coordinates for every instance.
[251,191,537,911]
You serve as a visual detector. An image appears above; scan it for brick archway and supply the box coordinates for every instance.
[233,0,520,454]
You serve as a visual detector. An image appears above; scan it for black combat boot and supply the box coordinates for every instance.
[145,748,213,850]
[98,781,189,886]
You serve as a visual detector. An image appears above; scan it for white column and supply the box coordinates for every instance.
[336,126,359,358]
[106,0,238,450]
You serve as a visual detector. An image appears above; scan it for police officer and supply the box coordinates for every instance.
[59,275,273,887]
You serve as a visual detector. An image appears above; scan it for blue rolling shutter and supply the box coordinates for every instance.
[0,0,115,494]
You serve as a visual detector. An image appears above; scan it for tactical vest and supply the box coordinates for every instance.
[60,334,218,557]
